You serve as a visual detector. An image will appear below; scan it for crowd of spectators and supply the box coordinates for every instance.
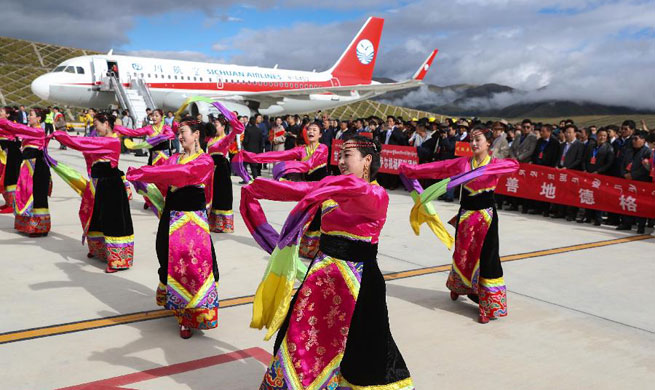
[246,112,654,234]
[5,104,653,234]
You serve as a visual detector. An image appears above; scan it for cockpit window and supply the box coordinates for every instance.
[76,67,85,74]
[64,66,75,73]
[53,66,65,72]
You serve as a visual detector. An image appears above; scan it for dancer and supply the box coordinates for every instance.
[399,126,518,323]
[205,114,244,232]
[114,108,175,166]
[47,113,134,273]
[241,135,414,389]
[0,108,52,236]
[0,107,21,214]
[236,122,328,258]
[114,108,175,210]
[126,116,218,339]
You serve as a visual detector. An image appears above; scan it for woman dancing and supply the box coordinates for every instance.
[0,108,52,236]
[205,114,244,232]
[126,116,218,339]
[0,107,22,214]
[399,126,518,323]
[113,108,176,166]
[236,122,328,258]
[241,135,414,389]
[48,113,134,273]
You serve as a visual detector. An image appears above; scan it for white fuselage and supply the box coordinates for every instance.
[31,54,380,115]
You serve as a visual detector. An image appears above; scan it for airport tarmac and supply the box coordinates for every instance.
[1,148,653,390]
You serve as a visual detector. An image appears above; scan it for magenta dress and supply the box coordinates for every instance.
[241,175,414,389]
[0,124,21,208]
[50,131,134,270]
[127,152,219,330]
[238,143,329,259]
[113,122,176,166]
[400,156,519,320]
[205,118,244,233]
[0,119,51,235]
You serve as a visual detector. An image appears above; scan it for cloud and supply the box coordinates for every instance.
[1,0,654,109]
[218,0,655,109]
[0,0,259,49]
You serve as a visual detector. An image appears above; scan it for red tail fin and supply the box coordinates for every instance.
[412,49,438,81]
[328,17,384,85]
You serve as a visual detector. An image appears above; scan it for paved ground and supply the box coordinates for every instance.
[1,148,654,390]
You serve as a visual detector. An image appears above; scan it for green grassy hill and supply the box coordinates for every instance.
[0,36,99,108]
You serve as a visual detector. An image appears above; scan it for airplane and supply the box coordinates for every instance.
[31,16,437,119]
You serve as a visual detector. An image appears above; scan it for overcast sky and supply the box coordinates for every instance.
[2,0,654,108]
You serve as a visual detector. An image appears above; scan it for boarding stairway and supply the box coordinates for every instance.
[105,75,156,127]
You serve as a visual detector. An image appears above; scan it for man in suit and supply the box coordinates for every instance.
[611,120,635,176]
[490,121,510,159]
[377,115,408,146]
[243,117,264,181]
[551,124,585,220]
[284,115,301,150]
[578,128,615,225]
[508,119,538,212]
[616,131,651,233]
[526,124,560,215]
[606,120,636,224]
[377,116,408,190]
[17,105,28,125]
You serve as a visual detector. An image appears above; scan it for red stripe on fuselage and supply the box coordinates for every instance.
[61,80,347,94]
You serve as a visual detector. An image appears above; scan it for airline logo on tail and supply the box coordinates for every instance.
[356,39,375,65]
[328,16,384,84]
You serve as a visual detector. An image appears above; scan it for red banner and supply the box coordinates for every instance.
[496,163,655,218]
[329,140,419,174]
[455,141,473,157]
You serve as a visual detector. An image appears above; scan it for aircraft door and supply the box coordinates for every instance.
[91,57,107,85]
[217,77,224,89]
[330,77,341,87]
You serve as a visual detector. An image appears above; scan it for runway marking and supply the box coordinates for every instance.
[55,347,271,390]
[0,234,651,345]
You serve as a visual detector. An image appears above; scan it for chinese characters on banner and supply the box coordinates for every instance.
[455,141,473,157]
[496,163,655,218]
[330,140,419,174]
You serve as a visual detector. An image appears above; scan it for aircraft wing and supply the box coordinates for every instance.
[209,50,438,106]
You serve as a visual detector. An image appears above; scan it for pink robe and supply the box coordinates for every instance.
[51,131,135,269]
[127,153,219,330]
[241,176,414,389]
[400,156,519,319]
[0,119,51,234]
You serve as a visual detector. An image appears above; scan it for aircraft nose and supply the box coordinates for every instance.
[31,75,50,100]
